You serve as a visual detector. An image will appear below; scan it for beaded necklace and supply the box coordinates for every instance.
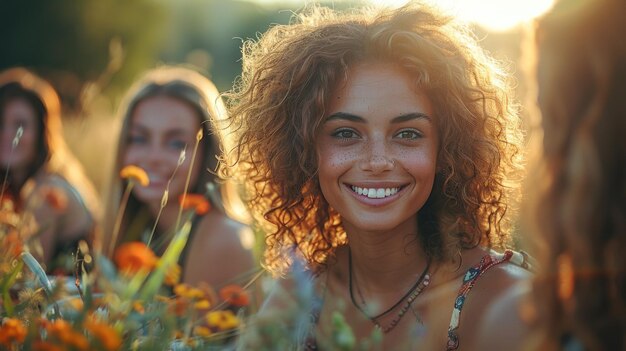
[348,248,432,333]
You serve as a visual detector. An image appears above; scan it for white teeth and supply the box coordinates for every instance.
[350,186,401,199]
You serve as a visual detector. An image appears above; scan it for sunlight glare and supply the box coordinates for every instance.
[367,0,555,31]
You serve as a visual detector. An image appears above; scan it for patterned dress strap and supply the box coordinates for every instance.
[446,250,514,351]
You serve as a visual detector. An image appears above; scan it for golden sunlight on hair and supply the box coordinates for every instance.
[252,0,555,32]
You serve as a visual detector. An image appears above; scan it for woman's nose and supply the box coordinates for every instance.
[358,154,395,173]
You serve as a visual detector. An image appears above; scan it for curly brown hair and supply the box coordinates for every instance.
[225,3,523,274]
[530,0,626,349]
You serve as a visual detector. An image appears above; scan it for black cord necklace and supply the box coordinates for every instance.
[348,248,432,331]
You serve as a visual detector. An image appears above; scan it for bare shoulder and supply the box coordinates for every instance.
[193,211,252,248]
[183,212,255,287]
[459,248,534,350]
[474,281,533,351]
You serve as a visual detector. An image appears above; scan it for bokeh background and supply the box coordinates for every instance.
[0,0,554,195]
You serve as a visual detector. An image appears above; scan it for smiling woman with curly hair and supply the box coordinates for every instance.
[226,2,529,349]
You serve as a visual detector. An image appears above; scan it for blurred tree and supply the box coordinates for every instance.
[0,0,166,112]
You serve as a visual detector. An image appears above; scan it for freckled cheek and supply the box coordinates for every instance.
[317,146,360,172]
[395,149,438,174]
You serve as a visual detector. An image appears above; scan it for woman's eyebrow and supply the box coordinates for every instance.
[324,112,365,123]
[391,112,431,123]
[324,112,431,123]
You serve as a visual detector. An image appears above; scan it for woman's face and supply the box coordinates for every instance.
[0,98,39,172]
[316,62,439,234]
[123,95,204,208]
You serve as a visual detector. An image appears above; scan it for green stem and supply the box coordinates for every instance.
[109,182,134,257]
[175,129,203,231]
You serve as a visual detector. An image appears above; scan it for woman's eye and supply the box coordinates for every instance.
[395,129,422,140]
[332,129,358,140]
[168,139,187,150]
[128,135,147,144]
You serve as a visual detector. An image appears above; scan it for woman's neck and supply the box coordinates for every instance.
[147,201,182,236]
[344,223,429,293]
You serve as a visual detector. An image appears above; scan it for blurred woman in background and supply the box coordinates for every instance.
[530,0,626,349]
[0,67,100,274]
[104,66,254,288]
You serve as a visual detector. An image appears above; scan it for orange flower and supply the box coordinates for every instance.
[120,165,150,187]
[164,263,181,286]
[113,242,158,273]
[0,318,27,346]
[45,319,89,350]
[133,301,145,314]
[0,193,16,212]
[219,285,250,307]
[206,310,239,331]
[40,186,68,212]
[85,317,122,351]
[4,231,23,258]
[32,341,64,351]
[169,297,189,316]
[178,194,210,215]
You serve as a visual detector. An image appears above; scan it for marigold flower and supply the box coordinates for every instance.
[113,242,158,273]
[173,283,190,297]
[178,194,210,215]
[0,318,27,346]
[46,319,89,350]
[0,201,19,227]
[0,193,16,212]
[193,326,212,337]
[40,186,68,212]
[68,297,84,311]
[32,341,64,351]
[194,299,211,309]
[174,283,204,299]
[206,310,239,331]
[164,263,181,286]
[85,317,122,351]
[120,165,150,187]
[4,231,23,258]
[169,297,189,316]
[219,285,250,307]
[133,301,145,314]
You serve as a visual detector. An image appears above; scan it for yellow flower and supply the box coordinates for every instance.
[174,283,204,299]
[188,287,205,299]
[194,299,211,309]
[0,318,27,346]
[119,165,150,186]
[114,242,158,273]
[173,283,190,297]
[206,310,239,331]
[193,326,212,337]
[164,263,181,286]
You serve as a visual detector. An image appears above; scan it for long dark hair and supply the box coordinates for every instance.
[531,0,626,349]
